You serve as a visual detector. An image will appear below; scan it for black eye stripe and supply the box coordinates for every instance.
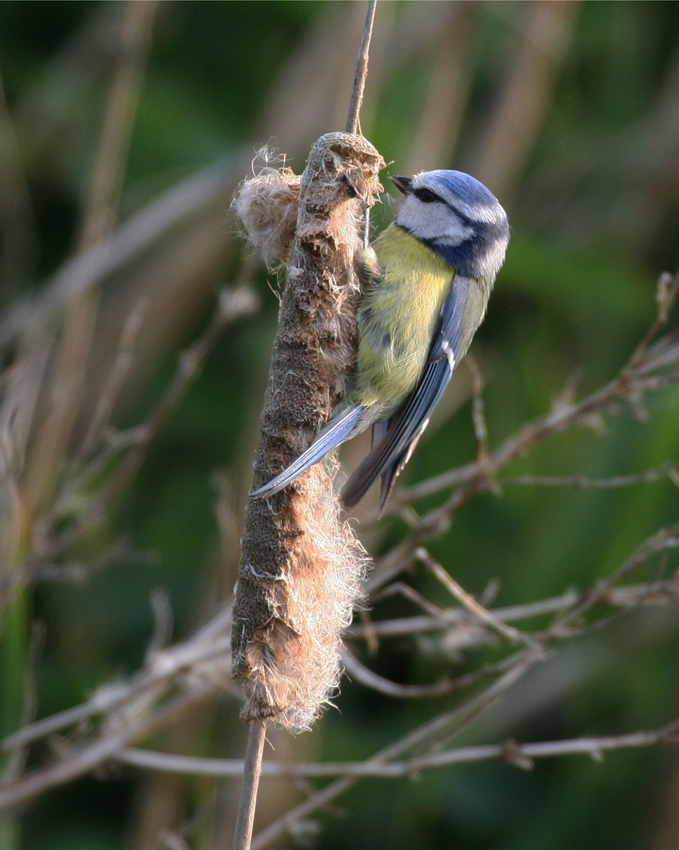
[414,187,441,204]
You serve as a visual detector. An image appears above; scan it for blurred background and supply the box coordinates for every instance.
[1,1,679,848]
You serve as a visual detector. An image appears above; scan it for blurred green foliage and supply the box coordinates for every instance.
[1,2,679,849]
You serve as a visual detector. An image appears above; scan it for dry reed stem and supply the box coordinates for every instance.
[233,721,267,850]
[346,0,377,135]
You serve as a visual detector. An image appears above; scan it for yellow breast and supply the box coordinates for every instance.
[353,224,454,412]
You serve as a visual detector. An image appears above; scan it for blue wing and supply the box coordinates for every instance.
[341,274,485,510]
[250,404,368,500]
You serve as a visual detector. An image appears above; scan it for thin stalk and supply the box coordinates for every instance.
[346,0,377,134]
[233,722,267,850]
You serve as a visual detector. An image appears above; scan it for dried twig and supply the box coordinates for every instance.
[384,268,679,521]
[342,526,679,704]
[0,155,241,350]
[0,606,235,755]
[0,680,219,813]
[341,647,497,699]
[628,270,679,366]
[4,532,673,815]
[117,718,679,778]
[500,463,678,490]
[416,548,538,649]
[79,0,159,252]
[547,525,679,637]
[346,577,679,640]
[0,625,239,814]
[385,365,679,519]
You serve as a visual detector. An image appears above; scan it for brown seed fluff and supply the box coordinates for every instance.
[231,133,384,731]
[231,156,301,268]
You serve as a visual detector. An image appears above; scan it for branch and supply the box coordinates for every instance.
[78,295,149,459]
[499,463,678,490]
[346,578,679,640]
[117,719,679,779]
[546,524,679,636]
[0,680,218,813]
[390,366,679,517]
[416,548,539,649]
[341,648,497,699]
[4,516,673,817]
[343,527,679,701]
[22,0,159,512]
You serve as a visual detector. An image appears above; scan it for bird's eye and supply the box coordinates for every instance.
[414,188,440,203]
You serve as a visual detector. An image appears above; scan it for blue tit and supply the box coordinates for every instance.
[250,169,510,511]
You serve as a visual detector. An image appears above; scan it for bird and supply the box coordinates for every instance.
[250,169,510,511]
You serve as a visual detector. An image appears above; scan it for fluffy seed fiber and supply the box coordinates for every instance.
[231,133,384,732]
[231,154,301,268]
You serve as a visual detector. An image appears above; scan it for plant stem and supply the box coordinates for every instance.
[233,722,267,850]
[346,0,377,134]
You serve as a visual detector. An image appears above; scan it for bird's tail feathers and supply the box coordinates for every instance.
[250,405,368,500]
[341,413,429,511]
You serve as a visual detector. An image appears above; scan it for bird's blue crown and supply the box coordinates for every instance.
[424,170,501,210]
[394,169,509,279]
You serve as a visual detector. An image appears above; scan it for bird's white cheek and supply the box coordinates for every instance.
[397,198,472,246]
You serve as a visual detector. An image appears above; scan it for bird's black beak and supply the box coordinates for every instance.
[391,175,413,195]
